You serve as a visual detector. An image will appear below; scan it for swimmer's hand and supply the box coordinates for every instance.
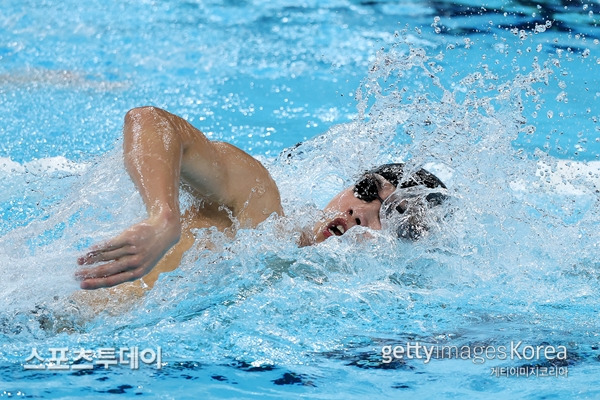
[76,214,181,290]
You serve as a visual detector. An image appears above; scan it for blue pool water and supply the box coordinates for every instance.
[1,0,599,398]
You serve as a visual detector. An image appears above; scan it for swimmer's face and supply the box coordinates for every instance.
[312,175,396,243]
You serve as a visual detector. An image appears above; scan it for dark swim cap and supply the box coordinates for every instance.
[360,163,448,240]
[365,163,446,191]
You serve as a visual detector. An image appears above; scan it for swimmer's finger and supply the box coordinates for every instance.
[77,246,135,265]
[77,236,131,265]
[90,237,128,253]
[79,269,141,290]
[75,257,138,281]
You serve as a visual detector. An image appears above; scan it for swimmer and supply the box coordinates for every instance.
[75,106,446,291]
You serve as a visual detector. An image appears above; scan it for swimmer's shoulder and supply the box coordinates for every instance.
[212,141,284,224]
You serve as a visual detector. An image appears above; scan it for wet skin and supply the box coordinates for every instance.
[311,177,397,244]
[76,106,393,291]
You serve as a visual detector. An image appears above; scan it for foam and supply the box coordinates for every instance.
[0,156,89,176]
[510,160,600,195]
[0,157,25,174]
[537,160,600,194]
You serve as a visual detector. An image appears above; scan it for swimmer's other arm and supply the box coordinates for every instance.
[76,106,283,290]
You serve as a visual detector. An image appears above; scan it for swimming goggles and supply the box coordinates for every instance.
[353,174,448,239]
[353,173,387,203]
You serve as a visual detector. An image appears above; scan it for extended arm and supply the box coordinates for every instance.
[76,106,282,289]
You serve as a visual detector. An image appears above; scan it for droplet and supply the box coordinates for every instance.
[519,30,528,40]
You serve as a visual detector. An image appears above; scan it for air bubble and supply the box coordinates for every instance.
[519,30,528,40]
[555,92,567,102]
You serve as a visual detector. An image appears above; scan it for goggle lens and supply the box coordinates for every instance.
[379,187,448,239]
[353,174,382,202]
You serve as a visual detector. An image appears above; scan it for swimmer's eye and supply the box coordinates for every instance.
[425,192,447,206]
[380,190,449,226]
[395,202,407,214]
[353,174,383,202]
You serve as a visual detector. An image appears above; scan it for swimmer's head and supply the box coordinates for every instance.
[311,163,447,243]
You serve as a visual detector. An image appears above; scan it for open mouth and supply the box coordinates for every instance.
[324,218,347,238]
